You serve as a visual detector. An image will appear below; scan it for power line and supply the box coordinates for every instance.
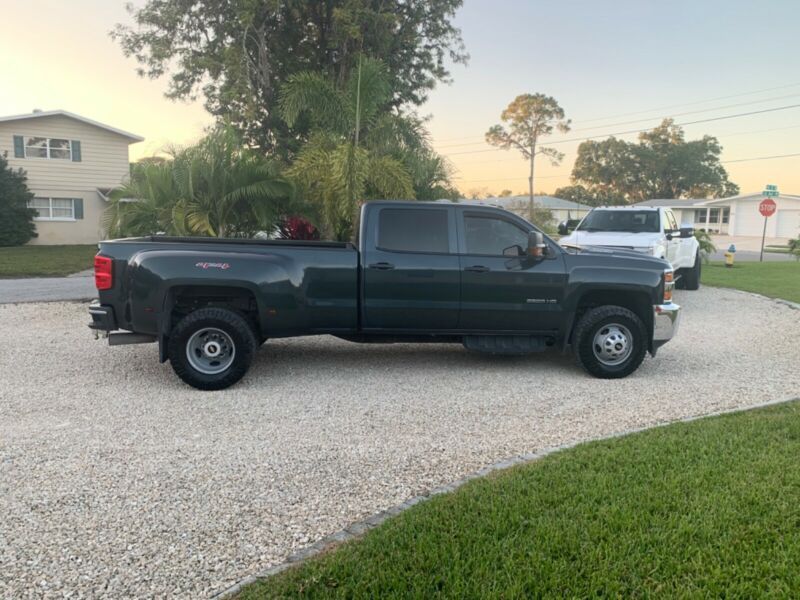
[570,93,800,133]
[576,82,800,124]
[430,81,800,144]
[453,173,567,182]
[453,150,800,184]
[442,103,800,157]
[434,93,800,150]
[449,122,800,168]
[722,151,800,164]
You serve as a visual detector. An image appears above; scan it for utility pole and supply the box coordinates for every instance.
[528,139,536,222]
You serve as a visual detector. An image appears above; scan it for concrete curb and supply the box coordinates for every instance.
[210,394,800,599]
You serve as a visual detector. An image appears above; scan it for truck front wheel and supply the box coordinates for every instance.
[680,251,701,290]
[168,307,257,390]
[573,306,647,379]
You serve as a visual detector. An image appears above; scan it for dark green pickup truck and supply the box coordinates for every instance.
[89,201,680,390]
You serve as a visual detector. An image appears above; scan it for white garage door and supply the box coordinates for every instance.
[734,208,762,236]
[777,210,800,238]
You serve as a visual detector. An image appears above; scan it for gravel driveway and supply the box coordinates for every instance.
[1,287,798,598]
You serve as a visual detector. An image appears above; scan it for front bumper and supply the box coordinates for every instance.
[652,302,680,351]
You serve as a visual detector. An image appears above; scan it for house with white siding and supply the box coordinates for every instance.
[0,110,142,245]
[634,193,800,239]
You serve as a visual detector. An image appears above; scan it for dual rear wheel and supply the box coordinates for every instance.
[168,308,257,391]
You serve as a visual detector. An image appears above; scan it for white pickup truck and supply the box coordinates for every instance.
[559,206,702,289]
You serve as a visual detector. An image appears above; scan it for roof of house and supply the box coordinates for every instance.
[634,198,706,208]
[635,193,800,208]
[459,195,593,211]
[0,110,144,142]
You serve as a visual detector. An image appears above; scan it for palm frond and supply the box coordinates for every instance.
[348,57,392,132]
[280,72,351,133]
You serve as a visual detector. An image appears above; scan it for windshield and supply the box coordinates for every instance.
[576,210,660,233]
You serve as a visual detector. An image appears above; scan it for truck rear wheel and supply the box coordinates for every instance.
[168,307,257,390]
[573,306,647,379]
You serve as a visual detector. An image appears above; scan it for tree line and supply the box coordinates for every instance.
[485,95,739,219]
[0,1,743,246]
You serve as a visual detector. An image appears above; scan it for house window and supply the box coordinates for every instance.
[694,209,707,224]
[722,207,730,223]
[708,208,720,223]
[24,137,72,160]
[28,198,76,220]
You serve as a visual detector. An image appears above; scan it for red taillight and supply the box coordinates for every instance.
[94,255,113,290]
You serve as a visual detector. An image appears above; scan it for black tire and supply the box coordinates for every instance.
[681,251,701,290]
[573,305,647,379]
[168,307,257,390]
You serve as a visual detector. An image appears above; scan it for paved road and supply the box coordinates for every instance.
[0,276,96,304]
[709,249,795,262]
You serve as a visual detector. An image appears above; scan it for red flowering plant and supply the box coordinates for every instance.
[276,216,321,240]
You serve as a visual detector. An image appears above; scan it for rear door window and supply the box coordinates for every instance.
[378,208,449,253]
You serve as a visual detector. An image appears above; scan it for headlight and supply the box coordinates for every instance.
[634,246,656,255]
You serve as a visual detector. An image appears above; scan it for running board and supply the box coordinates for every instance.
[108,332,157,346]
[463,335,549,355]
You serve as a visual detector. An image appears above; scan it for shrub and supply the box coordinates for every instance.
[530,205,557,234]
[694,229,716,263]
[276,216,320,240]
[788,237,800,261]
[0,153,37,246]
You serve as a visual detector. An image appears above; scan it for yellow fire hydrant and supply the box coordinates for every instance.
[724,244,736,267]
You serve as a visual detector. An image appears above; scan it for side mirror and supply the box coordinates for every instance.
[502,244,524,257]
[527,230,546,258]
[679,225,695,238]
[557,221,568,235]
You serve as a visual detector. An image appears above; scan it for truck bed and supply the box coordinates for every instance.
[119,235,355,249]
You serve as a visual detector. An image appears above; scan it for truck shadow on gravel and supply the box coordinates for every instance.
[247,337,606,381]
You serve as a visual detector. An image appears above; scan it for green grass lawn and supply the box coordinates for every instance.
[0,245,97,278]
[238,401,800,599]
[701,260,800,303]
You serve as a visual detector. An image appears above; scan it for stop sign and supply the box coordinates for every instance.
[759,198,777,217]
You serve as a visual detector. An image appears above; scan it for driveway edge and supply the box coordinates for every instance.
[211,394,800,599]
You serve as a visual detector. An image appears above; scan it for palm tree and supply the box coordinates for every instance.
[105,126,293,238]
[280,57,414,240]
[175,127,293,237]
[366,112,458,201]
[104,159,185,238]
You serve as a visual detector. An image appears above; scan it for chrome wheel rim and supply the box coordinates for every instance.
[186,327,236,375]
[592,323,633,366]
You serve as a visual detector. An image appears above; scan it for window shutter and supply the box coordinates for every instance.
[71,140,82,162]
[73,198,84,219]
[13,135,24,158]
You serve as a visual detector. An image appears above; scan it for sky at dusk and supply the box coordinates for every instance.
[1,0,798,196]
